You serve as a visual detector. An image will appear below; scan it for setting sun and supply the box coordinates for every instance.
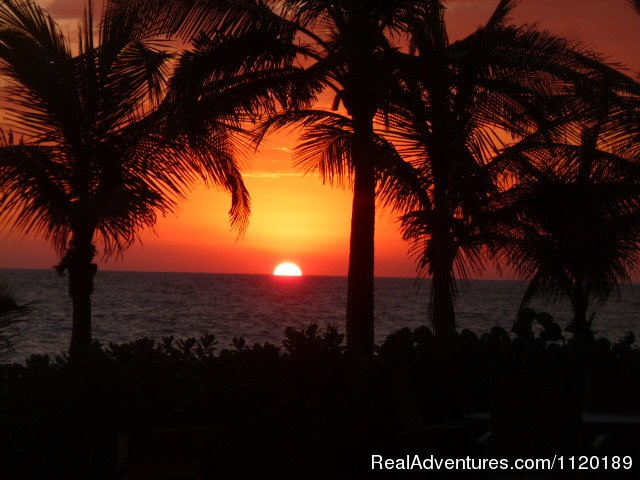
[273,262,303,276]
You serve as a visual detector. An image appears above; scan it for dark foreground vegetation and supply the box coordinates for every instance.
[1,320,639,479]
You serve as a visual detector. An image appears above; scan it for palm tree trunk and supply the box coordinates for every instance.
[64,228,97,358]
[570,285,591,340]
[346,113,376,355]
[428,138,457,334]
[425,52,458,334]
[428,228,456,334]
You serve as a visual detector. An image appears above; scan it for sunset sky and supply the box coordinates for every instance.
[1,0,639,278]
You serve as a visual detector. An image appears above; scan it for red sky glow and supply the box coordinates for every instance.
[1,1,639,279]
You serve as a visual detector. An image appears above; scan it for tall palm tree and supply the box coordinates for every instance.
[147,0,411,354]
[0,0,250,357]
[493,83,640,338]
[386,0,638,333]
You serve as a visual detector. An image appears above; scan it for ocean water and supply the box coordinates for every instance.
[1,268,638,363]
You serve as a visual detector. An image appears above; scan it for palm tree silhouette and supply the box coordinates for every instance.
[494,83,640,338]
[154,0,640,342]
[385,0,638,333]
[151,0,411,354]
[0,0,249,357]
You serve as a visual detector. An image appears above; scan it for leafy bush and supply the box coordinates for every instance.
[0,322,638,479]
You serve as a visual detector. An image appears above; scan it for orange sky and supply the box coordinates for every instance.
[1,1,639,278]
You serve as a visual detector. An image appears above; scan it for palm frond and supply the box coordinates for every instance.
[260,109,355,186]
[493,162,640,310]
[0,139,71,253]
[0,1,78,141]
[0,0,253,259]
[375,135,430,215]
[484,0,519,31]
[166,30,323,122]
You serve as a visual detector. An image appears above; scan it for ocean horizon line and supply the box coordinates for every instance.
[0,266,521,283]
[1,267,639,286]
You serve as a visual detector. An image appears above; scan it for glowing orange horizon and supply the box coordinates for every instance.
[1,1,639,280]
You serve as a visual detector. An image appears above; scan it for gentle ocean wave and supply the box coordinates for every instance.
[1,269,638,363]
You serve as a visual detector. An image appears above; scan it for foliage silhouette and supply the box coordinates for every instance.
[385,0,640,334]
[147,0,417,354]
[2,323,640,478]
[139,0,640,345]
[0,0,250,357]
[493,82,640,338]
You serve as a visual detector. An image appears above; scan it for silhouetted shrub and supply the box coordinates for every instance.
[0,322,638,479]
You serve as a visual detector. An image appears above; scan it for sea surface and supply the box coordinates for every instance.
[1,269,638,363]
